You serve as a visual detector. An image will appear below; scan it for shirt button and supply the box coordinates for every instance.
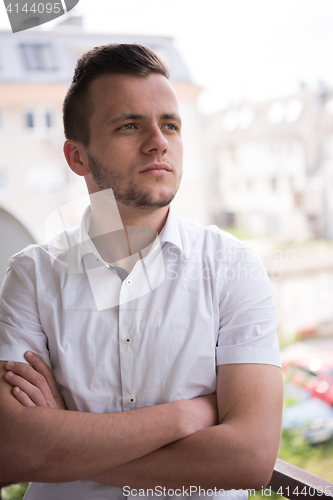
[126,279,133,286]
[128,397,135,404]
[125,337,132,344]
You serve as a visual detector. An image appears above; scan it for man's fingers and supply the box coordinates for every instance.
[5,360,49,392]
[24,351,60,398]
[5,354,66,410]
[5,371,48,406]
[12,386,36,408]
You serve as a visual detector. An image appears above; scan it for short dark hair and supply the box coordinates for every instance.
[63,43,170,146]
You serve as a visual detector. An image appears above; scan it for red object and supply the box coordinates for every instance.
[282,351,333,406]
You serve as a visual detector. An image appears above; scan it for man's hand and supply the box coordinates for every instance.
[4,351,66,410]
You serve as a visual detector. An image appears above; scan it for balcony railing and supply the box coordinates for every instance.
[268,459,333,499]
[1,460,333,499]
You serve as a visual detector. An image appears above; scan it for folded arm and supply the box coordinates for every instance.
[89,362,283,491]
[4,353,283,491]
[0,354,217,483]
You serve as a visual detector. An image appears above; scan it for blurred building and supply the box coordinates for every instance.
[208,87,333,242]
[207,89,333,340]
[0,18,209,283]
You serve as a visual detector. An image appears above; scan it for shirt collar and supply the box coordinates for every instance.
[156,204,183,254]
[76,202,184,267]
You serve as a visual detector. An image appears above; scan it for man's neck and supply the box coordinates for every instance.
[88,195,169,268]
[116,202,170,235]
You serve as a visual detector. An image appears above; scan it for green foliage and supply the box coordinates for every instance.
[255,428,333,499]
[278,428,322,464]
[1,482,29,500]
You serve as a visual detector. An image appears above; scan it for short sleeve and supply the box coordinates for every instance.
[216,242,281,368]
[0,253,51,366]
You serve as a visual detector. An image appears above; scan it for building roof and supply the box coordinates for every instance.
[0,28,192,84]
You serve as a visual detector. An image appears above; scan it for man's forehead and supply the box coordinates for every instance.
[89,73,179,115]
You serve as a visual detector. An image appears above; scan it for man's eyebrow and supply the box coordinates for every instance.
[107,113,182,126]
[160,113,182,123]
[107,114,144,126]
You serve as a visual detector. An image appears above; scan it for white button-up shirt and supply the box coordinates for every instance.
[0,205,280,500]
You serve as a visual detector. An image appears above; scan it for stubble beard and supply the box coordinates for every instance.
[87,153,182,210]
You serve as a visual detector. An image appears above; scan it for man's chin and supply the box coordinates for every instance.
[116,189,177,210]
[130,197,173,210]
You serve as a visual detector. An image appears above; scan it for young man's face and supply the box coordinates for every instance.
[84,72,183,210]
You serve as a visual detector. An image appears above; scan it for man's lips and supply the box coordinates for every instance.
[139,164,171,175]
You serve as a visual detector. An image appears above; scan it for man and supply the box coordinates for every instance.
[0,44,283,499]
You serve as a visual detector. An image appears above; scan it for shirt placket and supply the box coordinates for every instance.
[118,259,149,411]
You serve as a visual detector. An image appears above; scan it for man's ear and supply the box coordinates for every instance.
[63,139,90,177]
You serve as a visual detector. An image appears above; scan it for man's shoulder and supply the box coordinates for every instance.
[9,243,50,266]
[8,224,81,271]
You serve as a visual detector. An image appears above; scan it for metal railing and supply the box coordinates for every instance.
[268,459,333,499]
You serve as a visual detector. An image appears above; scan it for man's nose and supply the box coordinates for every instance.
[141,126,168,155]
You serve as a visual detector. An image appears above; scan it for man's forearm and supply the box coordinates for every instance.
[0,391,215,483]
[0,402,184,482]
[1,359,217,483]
[89,421,274,492]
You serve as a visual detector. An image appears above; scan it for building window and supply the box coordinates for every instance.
[20,44,56,71]
[45,111,53,128]
[24,108,56,132]
[25,112,34,128]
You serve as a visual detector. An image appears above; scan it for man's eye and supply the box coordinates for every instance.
[119,123,135,130]
[162,124,178,131]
